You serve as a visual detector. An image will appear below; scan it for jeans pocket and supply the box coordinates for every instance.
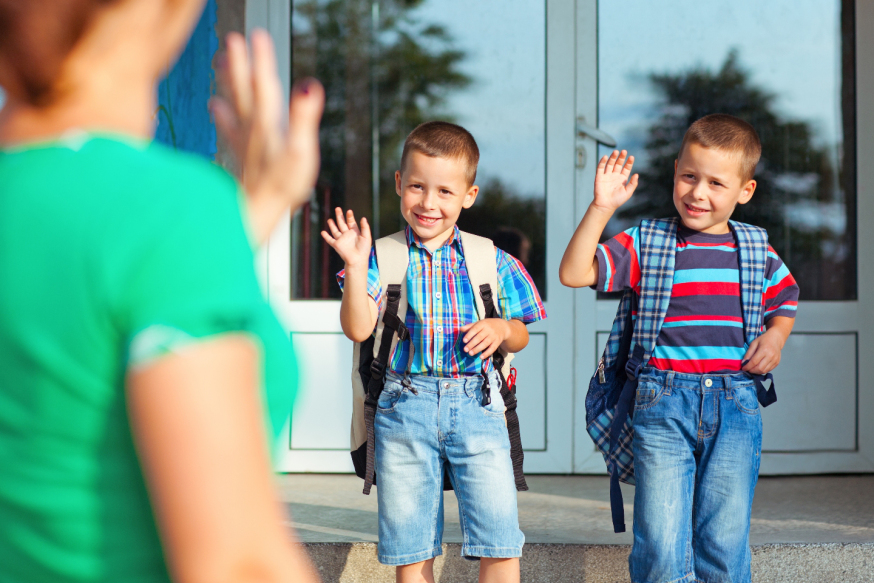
[731,385,760,415]
[377,380,403,413]
[476,386,506,417]
[634,380,667,412]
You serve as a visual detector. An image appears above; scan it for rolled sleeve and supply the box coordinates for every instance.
[336,247,384,312]
[495,248,546,323]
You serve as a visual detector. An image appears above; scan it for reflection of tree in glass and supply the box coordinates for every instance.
[292,0,547,299]
[617,51,854,300]
[456,179,546,296]
[292,0,471,297]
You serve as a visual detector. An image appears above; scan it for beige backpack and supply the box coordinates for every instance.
[349,230,527,494]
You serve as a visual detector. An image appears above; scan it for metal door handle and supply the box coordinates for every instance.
[576,117,617,147]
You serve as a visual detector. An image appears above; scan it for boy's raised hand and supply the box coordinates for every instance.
[321,208,372,267]
[593,150,639,213]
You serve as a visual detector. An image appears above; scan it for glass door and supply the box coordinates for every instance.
[573,0,874,474]
[268,0,578,474]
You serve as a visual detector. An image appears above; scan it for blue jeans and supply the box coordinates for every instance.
[374,371,524,566]
[629,368,763,583]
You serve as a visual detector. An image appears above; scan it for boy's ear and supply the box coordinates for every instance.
[673,159,678,180]
[738,179,756,205]
[395,171,402,197]
[462,184,479,209]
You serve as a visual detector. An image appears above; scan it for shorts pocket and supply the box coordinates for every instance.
[475,386,506,418]
[634,380,667,412]
[377,381,403,413]
[731,385,760,415]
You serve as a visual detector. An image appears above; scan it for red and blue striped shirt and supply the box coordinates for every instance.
[596,225,798,373]
[338,226,546,377]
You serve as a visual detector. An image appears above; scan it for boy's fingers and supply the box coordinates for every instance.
[605,150,620,173]
[334,207,349,232]
[320,230,337,247]
[627,174,640,194]
[621,155,635,176]
[611,150,627,173]
[597,155,609,171]
[459,322,474,332]
[360,217,372,241]
[465,337,490,355]
[326,219,342,238]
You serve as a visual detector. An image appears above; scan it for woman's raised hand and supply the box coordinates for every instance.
[211,29,325,245]
[321,208,372,268]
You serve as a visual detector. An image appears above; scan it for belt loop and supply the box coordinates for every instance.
[665,371,674,396]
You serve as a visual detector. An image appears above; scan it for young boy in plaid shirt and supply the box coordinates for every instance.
[560,114,798,583]
[323,121,545,583]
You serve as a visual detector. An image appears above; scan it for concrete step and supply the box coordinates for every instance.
[280,474,874,582]
[301,542,874,583]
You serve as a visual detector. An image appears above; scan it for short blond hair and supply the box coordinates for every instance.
[400,121,479,185]
[679,114,762,182]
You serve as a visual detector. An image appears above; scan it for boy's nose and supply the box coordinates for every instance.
[420,190,438,209]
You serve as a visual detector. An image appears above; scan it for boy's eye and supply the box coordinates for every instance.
[710,180,724,187]
[410,184,423,190]
[683,174,696,180]
[440,189,452,195]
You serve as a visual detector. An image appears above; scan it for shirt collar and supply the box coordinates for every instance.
[405,224,461,253]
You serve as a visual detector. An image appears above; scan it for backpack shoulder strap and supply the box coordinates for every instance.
[729,220,769,345]
[358,231,409,495]
[634,217,678,368]
[458,230,499,320]
[372,231,411,362]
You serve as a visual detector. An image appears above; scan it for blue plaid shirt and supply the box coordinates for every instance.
[337,226,546,377]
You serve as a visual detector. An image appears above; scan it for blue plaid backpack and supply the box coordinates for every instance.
[586,217,778,533]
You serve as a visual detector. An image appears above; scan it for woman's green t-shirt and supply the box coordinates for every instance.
[0,135,296,582]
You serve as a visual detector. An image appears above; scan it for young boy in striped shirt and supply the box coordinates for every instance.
[560,114,798,583]
[323,121,545,583]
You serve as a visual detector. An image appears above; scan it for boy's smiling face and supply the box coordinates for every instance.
[396,150,478,250]
[673,142,756,234]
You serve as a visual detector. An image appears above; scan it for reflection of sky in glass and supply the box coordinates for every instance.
[598,0,841,166]
[408,0,545,197]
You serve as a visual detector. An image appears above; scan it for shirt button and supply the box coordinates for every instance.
[438,327,443,334]
[435,292,441,299]
[437,359,443,366]
[704,379,713,388]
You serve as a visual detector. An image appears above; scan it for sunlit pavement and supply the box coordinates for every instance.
[278,474,874,582]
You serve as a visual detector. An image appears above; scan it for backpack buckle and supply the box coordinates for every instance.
[370,359,386,379]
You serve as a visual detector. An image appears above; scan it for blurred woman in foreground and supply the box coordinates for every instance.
[0,0,323,581]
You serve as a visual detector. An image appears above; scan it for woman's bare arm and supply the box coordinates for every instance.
[128,335,319,583]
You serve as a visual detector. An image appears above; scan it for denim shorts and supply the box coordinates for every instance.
[630,367,763,583]
[373,371,524,566]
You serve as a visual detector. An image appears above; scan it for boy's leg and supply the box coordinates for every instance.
[375,374,445,567]
[629,371,699,583]
[396,558,436,583]
[480,558,520,583]
[692,377,762,583]
[442,373,524,568]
